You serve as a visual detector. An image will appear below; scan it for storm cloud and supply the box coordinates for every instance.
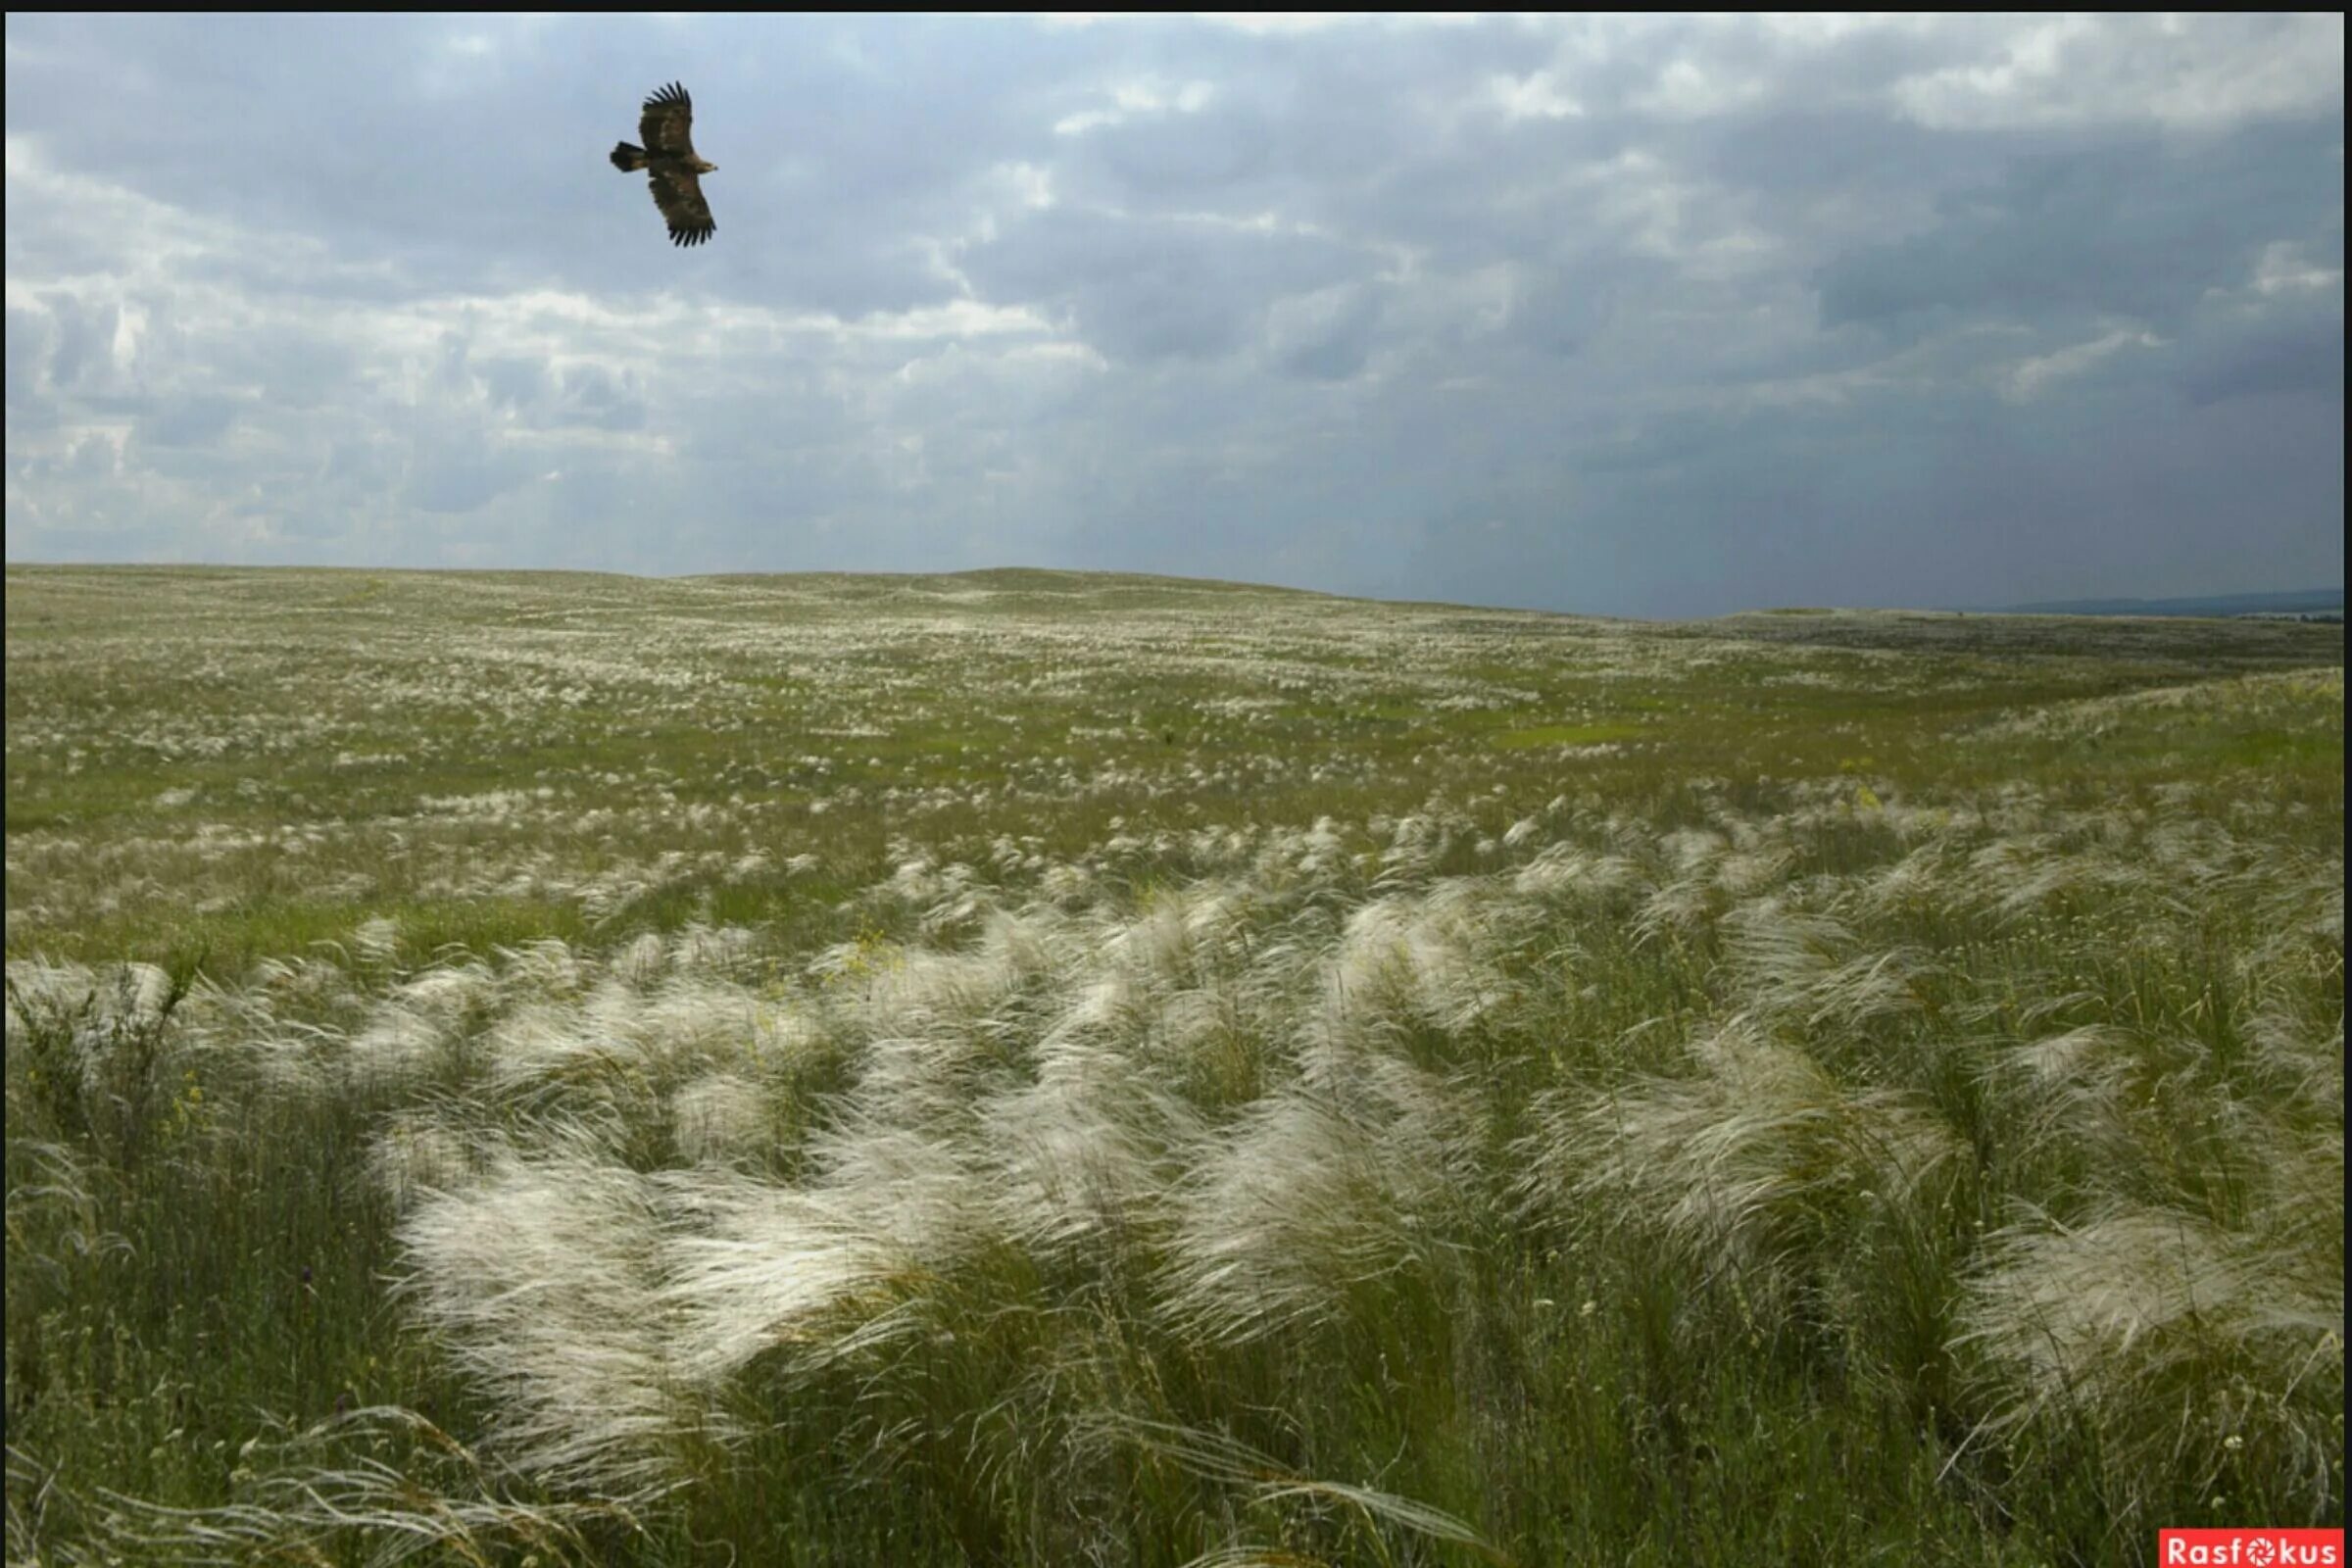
[4,14,2341,614]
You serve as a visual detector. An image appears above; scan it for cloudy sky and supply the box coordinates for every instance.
[4,14,2342,616]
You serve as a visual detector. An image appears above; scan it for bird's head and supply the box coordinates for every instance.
[694,159,718,175]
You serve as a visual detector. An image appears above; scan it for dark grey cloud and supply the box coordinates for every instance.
[477,357,551,414]
[405,429,536,516]
[1266,282,1384,380]
[134,393,238,448]
[6,14,2342,614]
[40,293,120,393]
[553,366,648,433]
[1815,123,2344,338]
[2180,289,2348,408]
[961,205,1366,363]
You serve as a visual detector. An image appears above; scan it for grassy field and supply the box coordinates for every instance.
[4,564,2342,1566]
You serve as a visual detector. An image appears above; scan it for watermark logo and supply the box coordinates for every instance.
[2160,1530,2344,1567]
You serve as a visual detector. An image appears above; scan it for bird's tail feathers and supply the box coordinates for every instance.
[610,143,647,172]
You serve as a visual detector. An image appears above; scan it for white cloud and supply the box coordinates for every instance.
[1891,14,2344,130]
[2001,328,2163,404]
[2251,241,2344,297]
[1485,71,1582,122]
[1055,76,1216,135]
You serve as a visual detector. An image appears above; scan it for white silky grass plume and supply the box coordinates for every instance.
[799,1107,1003,1269]
[657,1169,928,1386]
[1159,1055,1470,1346]
[484,973,768,1096]
[1959,1198,2343,1420]
[4,957,175,1047]
[395,1143,714,1493]
[1956,1169,2344,1520]
[1723,900,1935,1035]
[1632,873,1719,946]
[351,915,401,966]
[981,1035,1197,1260]
[346,958,498,1092]
[1326,881,1514,1035]
[668,1071,770,1165]
[2245,1006,2346,1120]
[1524,1018,1961,1274]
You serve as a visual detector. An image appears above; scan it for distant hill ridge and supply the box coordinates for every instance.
[1994,588,2344,618]
[6,563,2343,623]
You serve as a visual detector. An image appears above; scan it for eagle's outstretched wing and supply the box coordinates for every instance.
[650,168,715,248]
[639,81,698,159]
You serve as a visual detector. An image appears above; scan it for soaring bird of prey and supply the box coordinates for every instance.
[610,81,716,247]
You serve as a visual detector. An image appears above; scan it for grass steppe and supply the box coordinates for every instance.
[4,564,2342,1566]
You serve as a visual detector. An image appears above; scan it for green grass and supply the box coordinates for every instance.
[1489,721,1646,750]
[5,564,2342,1567]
